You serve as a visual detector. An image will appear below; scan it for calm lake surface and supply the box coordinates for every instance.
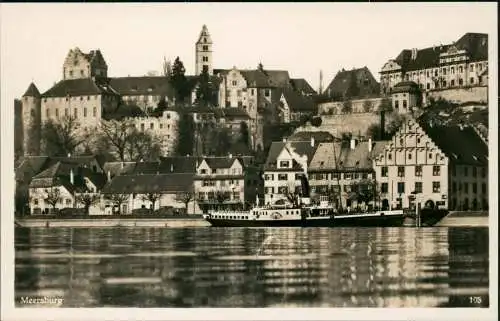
[15,226,489,308]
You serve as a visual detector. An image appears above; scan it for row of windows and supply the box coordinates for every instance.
[384,62,484,81]
[381,165,440,177]
[310,172,370,180]
[44,95,99,103]
[380,181,441,194]
[33,198,72,206]
[198,192,240,200]
[46,107,97,118]
[200,168,242,175]
[394,100,408,109]
[451,166,487,178]
[201,179,241,187]
[385,150,441,161]
[135,123,172,130]
[214,215,248,220]
[452,182,487,194]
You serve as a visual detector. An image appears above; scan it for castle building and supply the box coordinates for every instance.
[20,83,42,156]
[379,33,488,101]
[63,47,108,80]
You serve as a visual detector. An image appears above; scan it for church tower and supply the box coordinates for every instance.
[21,83,42,156]
[195,25,213,76]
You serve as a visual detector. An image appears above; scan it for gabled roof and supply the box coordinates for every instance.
[41,78,119,98]
[15,156,50,182]
[419,122,488,166]
[215,68,292,89]
[392,81,421,94]
[290,78,316,95]
[109,77,173,97]
[324,67,380,99]
[279,88,316,112]
[265,140,317,171]
[159,156,201,173]
[390,33,488,72]
[101,173,194,194]
[309,140,388,172]
[203,157,239,169]
[103,162,137,177]
[22,83,41,98]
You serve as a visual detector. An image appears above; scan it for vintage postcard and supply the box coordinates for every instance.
[1,2,497,321]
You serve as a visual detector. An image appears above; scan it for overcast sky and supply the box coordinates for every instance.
[0,3,496,105]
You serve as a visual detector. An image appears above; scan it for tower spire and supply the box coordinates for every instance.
[319,70,323,95]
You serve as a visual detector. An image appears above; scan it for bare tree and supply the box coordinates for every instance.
[363,100,374,113]
[75,193,100,215]
[141,192,162,212]
[44,187,62,213]
[215,190,230,210]
[175,190,194,213]
[285,182,300,206]
[41,116,85,156]
[125,130,163,162]
[104,193,129,214]
[341,100,353,114]
[99,119,135,162]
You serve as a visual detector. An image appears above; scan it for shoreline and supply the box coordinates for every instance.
[14,211,488,228]
[15,217,211,228]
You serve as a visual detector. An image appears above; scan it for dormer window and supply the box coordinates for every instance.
[279,160,290,168]
[200,169,206,174]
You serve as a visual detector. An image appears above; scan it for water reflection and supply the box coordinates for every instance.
[15,226,489,307]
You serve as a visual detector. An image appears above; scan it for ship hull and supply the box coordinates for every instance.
[206,215,406,227]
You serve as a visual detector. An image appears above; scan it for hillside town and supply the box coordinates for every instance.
[14,26,489,217]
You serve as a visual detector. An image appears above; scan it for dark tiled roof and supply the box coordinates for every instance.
[391,33,488,72]
[203,157,239,169]
[324,67,380,99]
[22,83,41,97]
[279,89,316,112]
[290,78,317,95]
[241,70,274,88]
[41,78,119,98]
[103,162,137,177]
[159,156,201,173]
[454,33,488,62]
[309,140,388,172]
[82,49,107,67]
[220,107,250,119]
[288,131,335,143]
[419,122,488,165]
[109,77,172,97]
[103,104,146,120]
[216,68,291,89]
[101,173,194,194]
[265,141,287,166]
[15,156,50,182]
[392,81,421,94]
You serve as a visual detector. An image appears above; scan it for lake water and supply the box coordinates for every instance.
[15,226,489,308]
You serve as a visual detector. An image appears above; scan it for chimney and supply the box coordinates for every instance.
[310,137,315,147]
[283,138,287,142]
[380,111,386,140]
[70,169,74,185]
[350,138,356,150]
[228,153,232,159]
[368,138,372,152]
[107,170,111,182]
[121,162,124,169]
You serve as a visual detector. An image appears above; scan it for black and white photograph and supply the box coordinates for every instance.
[0,2,497,321]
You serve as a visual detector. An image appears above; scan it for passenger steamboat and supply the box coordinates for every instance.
[202,175,406,227]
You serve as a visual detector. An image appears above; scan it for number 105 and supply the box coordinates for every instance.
[469,296,482,304]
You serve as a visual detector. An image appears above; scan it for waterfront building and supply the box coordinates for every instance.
[308,138,387,209]
[372,116,488,210]
[263,139,318,205]
[27,158,107,215]
[100,173,196,214]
